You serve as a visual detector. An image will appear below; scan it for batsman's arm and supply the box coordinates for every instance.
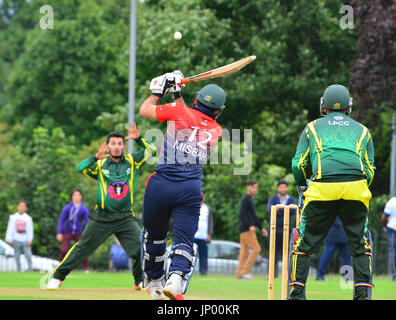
[140,95,161,119]
[291,126,310,186]
[363,131,375,187]
[140,95,184,120]
[76,156,99,180]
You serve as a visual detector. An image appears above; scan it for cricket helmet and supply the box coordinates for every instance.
[320,84,352,116]
[195,84,226,111]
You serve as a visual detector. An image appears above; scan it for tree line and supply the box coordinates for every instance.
[0,0,393,272]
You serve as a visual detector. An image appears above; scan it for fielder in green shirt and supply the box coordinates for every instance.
[47,122,156,290]
[289,84,375,300]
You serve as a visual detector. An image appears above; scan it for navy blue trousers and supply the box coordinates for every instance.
[317,240,351,278]
[142,172,201,280]
[194,238,209,275]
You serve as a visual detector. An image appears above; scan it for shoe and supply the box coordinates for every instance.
[84,270,90,274]
[134,282,150,293]
[47,278,63,290]
[162,274,184,300]
[316,276,325,281]
[147,279,165,300]
[235,274,243,279]
[133,283,142,290]
[240,274,253,280]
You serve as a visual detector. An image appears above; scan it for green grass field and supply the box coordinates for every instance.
[0,271,395,300]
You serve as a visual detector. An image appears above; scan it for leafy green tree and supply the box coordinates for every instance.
[5,0,130,147]
[349,0,396,195]
[0,0,42,109]
[0,126,78,258]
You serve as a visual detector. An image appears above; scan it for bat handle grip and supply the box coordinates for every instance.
[180,78,190,84]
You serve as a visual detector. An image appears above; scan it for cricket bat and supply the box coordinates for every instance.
[180,55,256,84]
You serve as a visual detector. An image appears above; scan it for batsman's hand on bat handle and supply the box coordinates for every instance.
[169,70,185,100]
[95,142,110,160]
[169,70,185,92]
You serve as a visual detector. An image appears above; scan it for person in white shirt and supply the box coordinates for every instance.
[193,203,213,276]
[382,190,396,281]
[5,201,34,271]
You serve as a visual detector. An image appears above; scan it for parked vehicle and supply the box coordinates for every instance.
[0,239,59,272]
[166,239,316,276]
[202,239,268,275]
[167,239,269,275]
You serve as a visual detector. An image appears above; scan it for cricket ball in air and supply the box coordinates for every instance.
[173,31,182,40]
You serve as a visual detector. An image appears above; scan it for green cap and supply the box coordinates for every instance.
[322,84,351,110]
[196,84,226,110]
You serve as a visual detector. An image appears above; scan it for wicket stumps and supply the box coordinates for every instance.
[268,204,300,300]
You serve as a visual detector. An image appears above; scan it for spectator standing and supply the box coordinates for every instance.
[316,216,351,280]
[267,180,297,277]
[194,202,213,276]
[56,189,90,272]
[5,201,34,271]
[109,237,130,271]
[382,191,396,281]
[236,180,268,280]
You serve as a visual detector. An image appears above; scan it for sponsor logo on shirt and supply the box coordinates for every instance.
[108,181,129,200]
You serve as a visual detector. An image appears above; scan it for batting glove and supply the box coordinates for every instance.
[169,70,185,93]
[149,73,173,98]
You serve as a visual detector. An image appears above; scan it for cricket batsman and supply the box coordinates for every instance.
[139,71,224,299]
[290,84,375,300]
[47,123,156,290]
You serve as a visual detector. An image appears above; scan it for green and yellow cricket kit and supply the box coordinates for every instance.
[290,112,375,300]
[79,136,156,221]
[52,136,156,284]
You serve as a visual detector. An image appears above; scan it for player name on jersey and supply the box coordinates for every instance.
[173,140,208,162]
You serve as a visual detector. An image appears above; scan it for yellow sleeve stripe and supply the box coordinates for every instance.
[82,169,92,178]
[82,168,98,177]
[307,121,323,153]
[135,149,149,169]
[135,138,155,169]
[364,149,374,186]
[307,121,322,180]
[355,125,369,179]
[124,154,135,216]
[297,147,310,180]
[356,125,368,154]
[96,159,107,209]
